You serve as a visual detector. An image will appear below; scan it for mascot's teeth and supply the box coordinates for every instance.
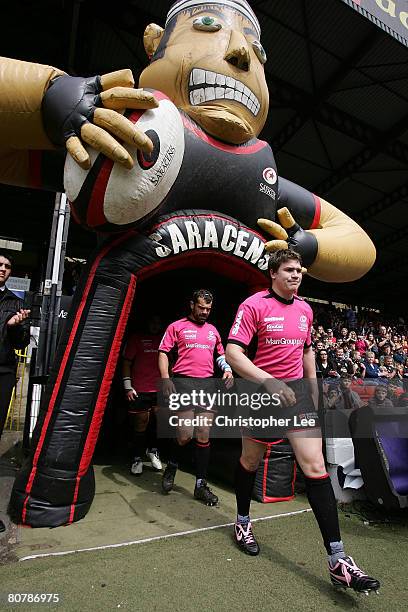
[189,69,260,116]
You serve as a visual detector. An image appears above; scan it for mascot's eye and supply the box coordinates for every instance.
[252,40,267,64]
[193,16,222,31]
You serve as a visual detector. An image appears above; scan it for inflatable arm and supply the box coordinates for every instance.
[0,56,159,188]
[258,177,376,282]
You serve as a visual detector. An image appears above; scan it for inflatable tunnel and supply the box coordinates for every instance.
[9,210,269,527]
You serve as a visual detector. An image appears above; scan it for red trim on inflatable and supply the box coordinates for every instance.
[261,442,296,503]
[263,494,295,503]
[68,199,82,225]
[262,446,271,500]
[310,194,321,229]
[68,274,137,523]
[291,462,297,495]
[245,436,284,445]
[87,158,114,228]
[28,151,42,189]
[21,232,133,524]
[263,459,296,503]
[138,250,268,290]
[181,115,268,155]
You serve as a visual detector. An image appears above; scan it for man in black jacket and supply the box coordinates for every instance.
[0,251,30,533]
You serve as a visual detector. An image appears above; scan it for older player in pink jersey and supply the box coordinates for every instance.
[226,250,380,594]
[159,289,233,505]
[122,315,164,475]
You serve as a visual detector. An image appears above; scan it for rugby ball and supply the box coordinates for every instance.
[64,91,185,232]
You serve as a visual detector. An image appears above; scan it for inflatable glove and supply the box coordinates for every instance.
[42,69,159,169]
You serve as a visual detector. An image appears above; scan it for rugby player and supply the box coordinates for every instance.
[226,249,380,594]
[122,315,163,475]
[159,289,233,505]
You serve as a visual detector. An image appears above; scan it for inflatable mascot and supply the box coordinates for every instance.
[1,0,376,527]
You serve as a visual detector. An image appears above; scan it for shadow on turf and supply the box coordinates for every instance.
[100,462,234,530]
[233,537,363,609]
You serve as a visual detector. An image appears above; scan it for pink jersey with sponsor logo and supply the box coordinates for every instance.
[159,317,225,378]
[123,333,161,393]
[228,289,313,379]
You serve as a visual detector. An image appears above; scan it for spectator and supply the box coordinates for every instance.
[332,346,354,377]
[382,355,396,379]
[324,376,362,411]
[316,349,337,379]
[355,334,368,356]
[368,385,394,410]
[351,351,366,380]
[364,352,379,379]
[326,328,336,344]
[387,380,404,406]
[338,327,349,343]
[366,332,378,356]
[393,346,405,365]
[314,340,325,353]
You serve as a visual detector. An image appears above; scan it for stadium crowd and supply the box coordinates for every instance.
[309,303,408,409]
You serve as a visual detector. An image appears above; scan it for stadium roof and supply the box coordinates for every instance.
[2,0,408,313]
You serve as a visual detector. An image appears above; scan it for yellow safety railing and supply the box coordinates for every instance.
[5,346,28,431]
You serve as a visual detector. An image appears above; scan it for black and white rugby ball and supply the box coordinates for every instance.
[64,90,185,232]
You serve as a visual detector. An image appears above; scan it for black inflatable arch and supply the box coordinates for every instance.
[10,210,270,527]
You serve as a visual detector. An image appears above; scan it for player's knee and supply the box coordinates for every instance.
[177,433,192,446]
[195,428,209,443]
[302,458,326,478]
[240,456,260,472]
[134,413,149,432]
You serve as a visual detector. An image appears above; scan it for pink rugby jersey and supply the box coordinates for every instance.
[123,333,161,393]
[228,289,313,379]
[159,318,225,378]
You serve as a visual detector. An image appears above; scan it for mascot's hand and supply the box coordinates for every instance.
[258,207,318,267]
[42,69,159,170]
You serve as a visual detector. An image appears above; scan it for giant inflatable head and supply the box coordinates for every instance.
[139,0,269,145]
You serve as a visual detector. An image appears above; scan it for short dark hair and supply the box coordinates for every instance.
[268,249,302,272]
[0,250,13,266]
[192,289,213,304]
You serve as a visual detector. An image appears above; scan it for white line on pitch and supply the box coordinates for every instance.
[19,508,312,562]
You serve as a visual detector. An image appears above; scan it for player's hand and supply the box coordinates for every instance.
[162,378,176,398]
[263,378,296,407]
[257,208,317,267]
[42,69,159,170]
[222,370,234,389]
[126,389,138,402]
[7,309,30,326]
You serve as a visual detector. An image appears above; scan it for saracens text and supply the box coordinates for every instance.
[149,218,269,270]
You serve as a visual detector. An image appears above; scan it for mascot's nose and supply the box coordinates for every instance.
[224,30,251,71]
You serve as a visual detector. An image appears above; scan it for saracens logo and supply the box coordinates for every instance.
[262,167,277,185]
[298,314,308,332]
[137,130,161,169]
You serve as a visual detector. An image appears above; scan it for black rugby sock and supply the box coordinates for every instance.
[195,440,210,480]
[235,459,257,518]
[304,473,342,554]
[133,430,147,459]
[146,411,158,452]
[167,438,182,467]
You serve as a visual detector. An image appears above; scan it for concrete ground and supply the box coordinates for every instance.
[6,454,310,560]
[1,435,408,611]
